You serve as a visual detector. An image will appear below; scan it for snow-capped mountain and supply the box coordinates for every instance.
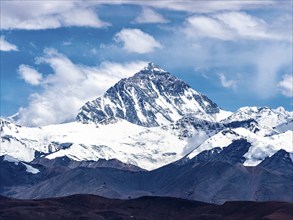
[1,63,292,171]
[1,62,293,203]
[77,62,231,127]
[224,119,278,136]
[1,117,194,170]
[3,114,288,171]
[187,127,293,166]
[223,106,293,128]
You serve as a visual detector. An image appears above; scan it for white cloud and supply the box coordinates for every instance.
[278,74,293,97]
[252,44,292,98]
[218,73,237,89]
[184,12,289,41]
[183,130,209,156]
[185,15,234,40]
[0,36,18,51]
[1,1,109,30]
[143,0,276,13]
[18,65,43,86]
[90,48,97,55]
[103,0,276,13]
[114,28,162,54]
[16,49,147,127]
[62,41,72,46]
[0,1,287,31]
[134,7,168,24]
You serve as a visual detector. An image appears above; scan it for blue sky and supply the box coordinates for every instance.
[0,1,292,126]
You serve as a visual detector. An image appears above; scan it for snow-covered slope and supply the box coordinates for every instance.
[2,155,40,174]
[1,118,194,170]
[77,62,231,127]
[2,115,292,170]
[274,118,293,132]
[1,118,55,162]
[42,120,190,170]
[223,106,293,127]
[187,127,293,166]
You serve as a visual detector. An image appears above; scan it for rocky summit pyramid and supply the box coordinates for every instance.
[77,62,223,127]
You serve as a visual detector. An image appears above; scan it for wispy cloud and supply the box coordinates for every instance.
[184,11,290,41]
[134,7,168,24]
[1,1,278,31]
[16,48,147,126]
[252,44,292,99]
[114,28,162,54]
[129,0,277,13]
[62,41,72,46]
[278,74,293,97]
[218,73,238,89]
[18,65,43,86]
[1,1,109,30]
[0,36,18,51]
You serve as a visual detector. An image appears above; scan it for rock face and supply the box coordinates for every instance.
[77,62,221,127]
[32,156,144,172]
[258,149,293,175]
[188,139,251,164]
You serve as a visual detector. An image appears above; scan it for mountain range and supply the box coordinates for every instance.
[1,62,292,203]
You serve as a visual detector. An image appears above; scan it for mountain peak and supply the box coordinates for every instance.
[223,106,293,127]
[141,62,167,74]
[77,63,220,127]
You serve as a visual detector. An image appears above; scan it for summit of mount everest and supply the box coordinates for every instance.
[77,62,230,127]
